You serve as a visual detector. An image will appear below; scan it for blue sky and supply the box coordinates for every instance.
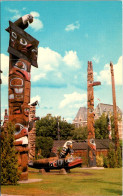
[1,1,122,122]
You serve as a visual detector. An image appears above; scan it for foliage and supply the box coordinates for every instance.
[1,123,19,185]
[107,142,117,168]
[36,114,74,140]
[95,113,109,139]
[96,155,104,167]
[71,126,87,140]
[115,146,122,168]
[36,136,53,158]
[103,156,109,168]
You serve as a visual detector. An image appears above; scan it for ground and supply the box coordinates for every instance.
[1,167,122,196]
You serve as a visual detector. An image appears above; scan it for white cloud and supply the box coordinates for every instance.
[31,47,81,82]
[59,92,87,108]
[1,54,9,85]
[29,11,43,31]
[31,95,41,104]
[96,56,122,85]
[92,55,100,64]
[38,47,61,69]
[11,14,21,20]
[29,18,43,31]
[32,73,46,82]
[30,11,40,18]
[63,51,81,68]
[7,8,19,14]
[65,21,80,32]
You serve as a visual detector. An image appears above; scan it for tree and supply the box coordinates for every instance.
[95,113,109,139]
[36,136,53,158]
[71,126,87,140]
[1,123,19,185]
[36,114,74,140]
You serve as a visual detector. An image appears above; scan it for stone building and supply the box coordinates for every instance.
[73,107,87,128]
[94,103,122,139]
[73,103,122,139]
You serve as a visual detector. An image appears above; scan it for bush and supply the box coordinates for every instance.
[103,156,109,168]
[96,155,103,167]
[1,123,19,185]
[115,146,122,168]
[107,143,117,168]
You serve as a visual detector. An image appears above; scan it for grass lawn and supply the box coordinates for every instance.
[1,167,122,196]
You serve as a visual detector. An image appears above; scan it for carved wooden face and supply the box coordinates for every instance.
[8,21,39,67]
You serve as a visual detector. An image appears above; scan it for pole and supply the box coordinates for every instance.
[87,61,101,167]
[110,62,119,150]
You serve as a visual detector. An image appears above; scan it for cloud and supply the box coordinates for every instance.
[59,92,87,108]
[65,21,80,32]
[31,47,81,86]
[29,11,43,31]
[29,18,43,31]
[11,14,21,20]
[38,47,61,69]
[1,54,9,85]
[63,51,81,68]
[32,73,46,82]
[31,95,41,104]
[95,56,122,85]
[7,8,19,14]
[30,11,40,18]
[92,55,100,64]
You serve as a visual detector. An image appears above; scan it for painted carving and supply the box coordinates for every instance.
[87,61,101,167]
[28,101,39,161]
[6,15,39,180]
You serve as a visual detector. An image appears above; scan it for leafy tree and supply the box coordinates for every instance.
[36,136,53,158]
[36,114,74,140]
[71,126,87,140]
[95,113,109,139]
[1,123,19,185]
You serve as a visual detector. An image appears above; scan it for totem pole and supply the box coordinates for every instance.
[3,109,9,132]
[107,115,112,140]
[28,101,39,161]
[110,62,119,150]
[87,61,101,167]
[6,14,39,180]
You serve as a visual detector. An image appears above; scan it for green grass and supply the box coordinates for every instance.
[1,167,122,196]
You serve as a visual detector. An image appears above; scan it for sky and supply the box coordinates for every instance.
[1,1,122,123]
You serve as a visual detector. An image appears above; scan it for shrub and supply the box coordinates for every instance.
[103,156,109,168]
[1,123,19,185]
[107,143,116,168]
[115,146,122,168]
[96,155,103,167]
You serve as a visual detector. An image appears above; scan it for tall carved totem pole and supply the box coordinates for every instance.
[110,62,119,150]
[6,15,39,180]
[87,61,101,167]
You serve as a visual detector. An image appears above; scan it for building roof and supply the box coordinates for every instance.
[73,107,87,122]
[53,139,113,151]
[95,103,122,116]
